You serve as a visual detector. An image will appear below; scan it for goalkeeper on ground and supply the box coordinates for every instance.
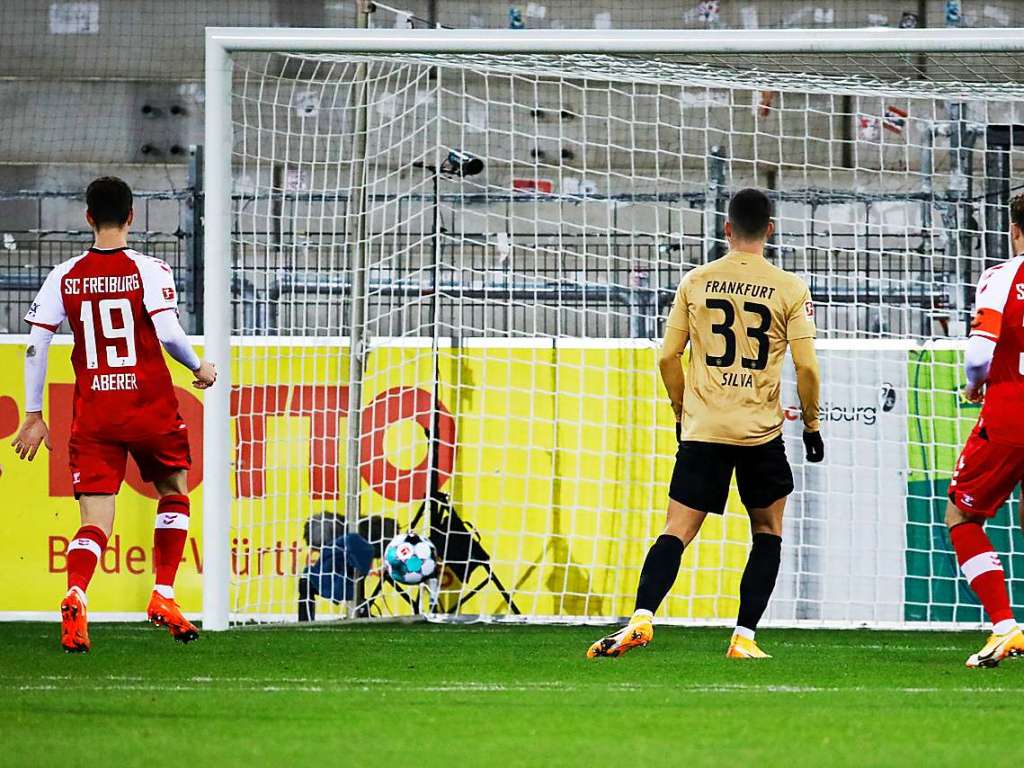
[588,188,822,660]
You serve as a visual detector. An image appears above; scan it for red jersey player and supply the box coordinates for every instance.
[10,177,216,653]
[945,193,1024,668]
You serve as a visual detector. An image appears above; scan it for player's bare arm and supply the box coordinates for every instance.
[192,359,217,389]
[660,269,692,440]
[791,337,823,463]
[12,413,51,461]
[658,325,688,428]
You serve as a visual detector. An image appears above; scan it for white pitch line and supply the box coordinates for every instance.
[772,642,965,652]
[7,680,1021,695]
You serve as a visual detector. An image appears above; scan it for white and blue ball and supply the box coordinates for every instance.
[383,532,437,585]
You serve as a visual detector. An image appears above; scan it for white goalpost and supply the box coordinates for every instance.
[203,27,1024,630]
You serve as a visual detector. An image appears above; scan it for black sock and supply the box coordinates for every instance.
[736,533,782,632]
[634,534,685,614]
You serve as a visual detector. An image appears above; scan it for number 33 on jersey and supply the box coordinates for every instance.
[666,250,816,446]
[25,246,184,439]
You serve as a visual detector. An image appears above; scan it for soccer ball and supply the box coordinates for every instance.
[383,532,438,585]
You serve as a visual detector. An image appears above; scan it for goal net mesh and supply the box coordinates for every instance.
[223,44,1024,627]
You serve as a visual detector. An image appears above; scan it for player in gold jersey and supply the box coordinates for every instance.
[588,188,823,660]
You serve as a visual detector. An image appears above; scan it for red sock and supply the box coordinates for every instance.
[950,522,1015,626]
[153,495,190,594]
[67,525,108,594]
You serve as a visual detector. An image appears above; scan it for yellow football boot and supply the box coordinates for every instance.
[587,615,654,659]
[965,627,1024,668]
[726,633,771,659]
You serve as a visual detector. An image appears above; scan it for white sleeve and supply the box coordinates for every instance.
[24,267,67,331]
[965,335,996,389]
[24,324,55,413]
[152,310,201,371]
[135,255,180,316]
[964,260,1020,386]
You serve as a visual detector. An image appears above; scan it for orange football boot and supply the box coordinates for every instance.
[587,615,654,659]
[966,626,1024,668]
[60,588,90,653]
[147,591,199,643]
[726,633,771,659]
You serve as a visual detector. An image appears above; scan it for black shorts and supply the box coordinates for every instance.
[668,435,794,515]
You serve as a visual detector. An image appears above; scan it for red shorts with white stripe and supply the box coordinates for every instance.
[948,422,1024,518]
[69,422,191,497]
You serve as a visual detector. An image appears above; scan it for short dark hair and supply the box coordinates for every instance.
[86,176,133,228]
[1011,193,1024,232]
[727,188,773,239]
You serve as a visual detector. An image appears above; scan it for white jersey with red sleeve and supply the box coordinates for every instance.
[969,254,1024,446]
[25,246,183,440]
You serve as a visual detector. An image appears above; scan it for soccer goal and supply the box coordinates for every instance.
[202,27,1024,630]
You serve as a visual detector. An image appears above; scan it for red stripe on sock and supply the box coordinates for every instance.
[950,522,1014,625]
[67,525,107,593]
[157,494,190,516]
[154,495,190,588]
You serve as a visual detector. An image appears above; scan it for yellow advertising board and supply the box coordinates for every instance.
[0,338,749,620]
[0,337,205,617]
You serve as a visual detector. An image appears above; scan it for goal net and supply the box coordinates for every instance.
[204,29,1024,628]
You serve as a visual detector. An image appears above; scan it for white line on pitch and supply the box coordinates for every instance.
[7,680,1020,695]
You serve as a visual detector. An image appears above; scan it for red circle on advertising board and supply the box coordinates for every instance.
[0,396,19,439]
[360,386,455,502]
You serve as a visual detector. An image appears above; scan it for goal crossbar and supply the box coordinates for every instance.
[205,26,1024,55]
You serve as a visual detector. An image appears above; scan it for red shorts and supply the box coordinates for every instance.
[69,423,192,496]
[949,423,1024,517]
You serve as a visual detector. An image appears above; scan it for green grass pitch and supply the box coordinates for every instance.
[2,622,1020,767]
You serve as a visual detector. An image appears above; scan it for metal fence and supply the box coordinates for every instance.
[0,189,200,333]
[0,183,965,341]
[230,229,957,341]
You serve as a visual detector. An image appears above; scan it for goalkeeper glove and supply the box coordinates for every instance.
[803,430,824,463]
